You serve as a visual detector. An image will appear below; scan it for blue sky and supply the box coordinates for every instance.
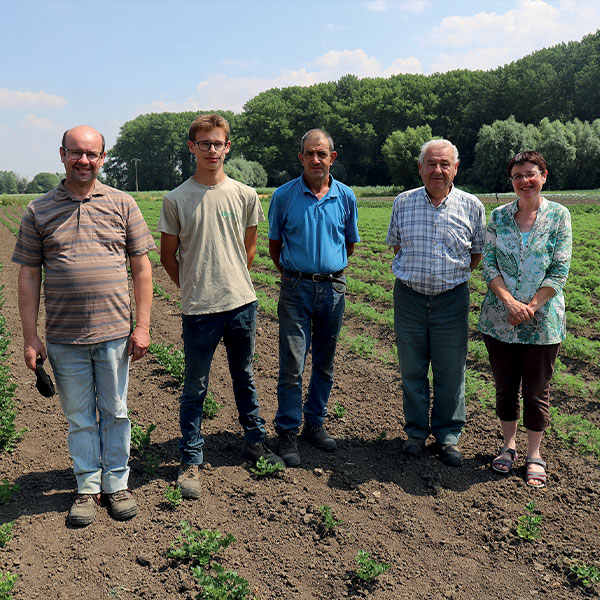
[2,0,599,179]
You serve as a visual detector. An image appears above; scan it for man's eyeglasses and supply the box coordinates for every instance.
[510,171,543,183]
[191,140,228,152]
[62,147,103,162]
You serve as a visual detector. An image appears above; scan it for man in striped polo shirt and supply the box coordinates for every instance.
[13,125,156,526]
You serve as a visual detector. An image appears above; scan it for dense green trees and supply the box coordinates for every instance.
[473,116,600,192]
[103,110,238,191]
[25,172,62,194]
[79,29,600,190]
[224,157,268,188]
[0,171,26,194]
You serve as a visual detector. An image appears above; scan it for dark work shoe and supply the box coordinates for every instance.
[438,443,463,467]
[177,464,202,499]
[242,441,286,468]
[277,431,301,467]
[68,493,101,526]
[403,437,426,457]
[107,489,138,520]
[301,423,337,452]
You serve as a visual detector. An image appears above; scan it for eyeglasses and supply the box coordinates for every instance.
[191,140,228,152]
[510,171,543,182]
[62,147,103,162]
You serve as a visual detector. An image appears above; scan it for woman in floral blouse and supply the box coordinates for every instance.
[478,151,572,488]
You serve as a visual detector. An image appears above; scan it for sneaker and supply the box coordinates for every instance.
[301,423,337,452]
[437,443,463,467]
[177,463,202,499]
[277,431,301,467]
[107,489,138,520]
[68,493,101,527]
[403,437,426,457]
[241,441,286,468]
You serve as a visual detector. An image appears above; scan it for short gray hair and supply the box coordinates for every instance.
[300,129,334,153]
[418,139,459,164]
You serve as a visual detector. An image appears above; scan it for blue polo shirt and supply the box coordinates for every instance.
[268,175,360,274]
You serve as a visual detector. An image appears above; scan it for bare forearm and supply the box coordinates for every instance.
[269,239,283,274]
[131,254,153,330]
[528,286,556,313]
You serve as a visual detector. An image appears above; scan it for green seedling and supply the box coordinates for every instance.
[192,562,254,600]
[319,505,342,533]
[149,342,185,385]
[516,501,542,541]
[143,453,160,474]
[167,521,235,565]
[0,570,18,600]
[332,401,347,418]
[375,431,387,443]
[570,563,600,588]
[0,480,19,505]
[0,522,14,548]
[164,485,183,509]
[355,549,390,581]
[249,456,284,477]
[152,281,171,300]
[130,419,156,455]
[203,393,224,419]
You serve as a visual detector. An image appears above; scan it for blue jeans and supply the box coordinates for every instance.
[180,301,265,465]
[46,337,131,494]
[393,280,469,445]
[275,274,346,434]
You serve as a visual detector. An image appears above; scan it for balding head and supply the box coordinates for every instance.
[62,125,105,153]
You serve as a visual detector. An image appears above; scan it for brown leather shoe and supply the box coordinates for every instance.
[68,493,101,526]
[177,464,202,499]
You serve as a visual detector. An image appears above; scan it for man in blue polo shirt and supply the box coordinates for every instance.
[268,129,360,467]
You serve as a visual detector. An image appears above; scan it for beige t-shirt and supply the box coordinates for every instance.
[158,176,264,315]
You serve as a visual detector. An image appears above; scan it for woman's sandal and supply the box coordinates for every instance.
[491,447,517,474]
[525,457,547,488]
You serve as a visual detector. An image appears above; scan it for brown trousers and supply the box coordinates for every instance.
[482,334,561,432]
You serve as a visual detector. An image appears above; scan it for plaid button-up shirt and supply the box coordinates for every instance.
[386,186,486,296]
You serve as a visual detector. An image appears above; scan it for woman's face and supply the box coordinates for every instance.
[510,161,547,203]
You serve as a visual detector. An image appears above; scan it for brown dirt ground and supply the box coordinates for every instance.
[1,217,599,600]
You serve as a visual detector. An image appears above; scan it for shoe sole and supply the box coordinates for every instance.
[68,515,95,526]
[111,506,138,520]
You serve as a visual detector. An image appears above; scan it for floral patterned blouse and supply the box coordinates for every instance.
[478,198,572,345]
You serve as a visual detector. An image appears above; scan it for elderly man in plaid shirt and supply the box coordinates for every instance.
[386,139,486,466]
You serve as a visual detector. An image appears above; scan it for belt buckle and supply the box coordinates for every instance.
[312,273,322,282]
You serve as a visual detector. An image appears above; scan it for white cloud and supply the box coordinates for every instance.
[141,49,422,113]
[367,0,429,13]
[325,23,352,32]
[366,0,386,11]
[21,114,55,130]
[426,0,600,72]
[0,88,67,109]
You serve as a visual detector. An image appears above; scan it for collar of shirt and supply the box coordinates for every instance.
[300,174,339,200]
[424,184,453,207]
[54,179,105,203]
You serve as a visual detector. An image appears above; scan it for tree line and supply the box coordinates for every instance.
[4,30,599,194]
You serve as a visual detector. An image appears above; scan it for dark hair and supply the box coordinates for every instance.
[189,114,230,141]
[507,151,547,176]
[300,129,334,153]
[61,128,105,152]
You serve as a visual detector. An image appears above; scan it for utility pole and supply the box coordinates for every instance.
[132,158,141,192]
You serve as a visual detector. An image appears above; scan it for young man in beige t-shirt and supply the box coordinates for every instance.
[158,114,283,499]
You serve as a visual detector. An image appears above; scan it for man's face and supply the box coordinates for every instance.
[298,136,337,184]
[60,126,105,187]
[188,127,230,173]
[418,144,458,200]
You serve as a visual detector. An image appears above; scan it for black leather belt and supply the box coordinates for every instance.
[283,269,344,282]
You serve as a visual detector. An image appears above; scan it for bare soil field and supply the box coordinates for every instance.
[1,218,599,600]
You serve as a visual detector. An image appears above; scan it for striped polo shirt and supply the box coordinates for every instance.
[12,180,156,344]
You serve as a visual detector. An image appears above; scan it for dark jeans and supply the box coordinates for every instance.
[179,301,265,464]
[274,273,346,434]
[393,280,469,445]
[482,334,560,432]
